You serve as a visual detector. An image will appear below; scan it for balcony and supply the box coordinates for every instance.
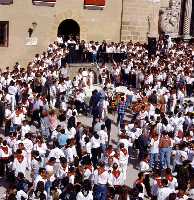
[32,0,56,7]
[84,0,106,10]
[0,0,13,5]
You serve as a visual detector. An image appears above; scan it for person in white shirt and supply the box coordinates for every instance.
[65,139,77,163]
[119,143,129,183]
[48,141,65,163]
[91,133,101,168]
[164,168,178,191]
[21,120,30,140]
[33,136,47,162]
[108,162,124,187]
[12,153,28,177]
[34,168,47,190]
[93,161,109,200]
[157,179,174,200]
[76,180,93,200]
[0,140,12,177]
[23,133,33,170]
[149,134,160,168]
[97,124,108,156]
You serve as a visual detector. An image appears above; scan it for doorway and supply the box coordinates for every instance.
[57,19,80,41]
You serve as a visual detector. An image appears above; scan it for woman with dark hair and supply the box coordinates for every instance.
[76,179,93,200]
[59,183,76,200]
[32,181,47,200]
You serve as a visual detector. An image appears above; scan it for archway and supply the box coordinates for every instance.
[57,19,80,41]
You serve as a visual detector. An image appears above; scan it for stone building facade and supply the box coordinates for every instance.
[0,0,185,68]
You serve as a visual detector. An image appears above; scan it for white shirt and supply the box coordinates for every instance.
[108,169,124,186]
[139,160,150,172]
[33,143,47,156]
[12,158,28,176]
[76,191,93,200]
[98,130,108,145]
[16,190,28,200]
[93,169,109,185]
[157,187,174,200]
[150,138,159,154]
[48,147,65,162]
[23,138,33,153]
[91,136,101,149]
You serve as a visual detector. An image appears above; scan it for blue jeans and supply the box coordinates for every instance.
[117,113,125,129]
[100,144,107,158]
[10,124,18,133]
[160,147,171,169]
[126,95,133,106]
[92,53,97,63]
[150,153,158,168]
[95,185,107,200]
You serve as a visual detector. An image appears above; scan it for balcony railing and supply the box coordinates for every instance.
[84,0,106,10]
[0,0,13,5]
[32,0,56,7]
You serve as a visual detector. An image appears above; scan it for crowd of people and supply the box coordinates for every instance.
[56,36,128,64]
[0,35,193,200]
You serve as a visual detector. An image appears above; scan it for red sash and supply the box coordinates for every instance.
[121,148,128,156]
[1,146,8,154]
[156,177,163,187]
[112,170,120,179]
[167,175,173,182]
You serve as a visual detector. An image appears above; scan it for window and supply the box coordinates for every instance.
[32,0,56,7]
[84,0,106,10]
[0,21,9,47]
[0,0,13,5]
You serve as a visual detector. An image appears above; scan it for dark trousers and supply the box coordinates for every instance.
[5,120,11,136]
[117,113,125,129]
[0,158,9,176]
[91,147,101,168]
[94,184,108,200]
[186,84,193,97]
[144,174,151,197]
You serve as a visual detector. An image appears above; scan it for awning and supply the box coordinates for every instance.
[0,0,13,5]
[32,0,56,7]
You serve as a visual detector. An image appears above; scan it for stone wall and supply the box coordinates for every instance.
[121,0,170,42]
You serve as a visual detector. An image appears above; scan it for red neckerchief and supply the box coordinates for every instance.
[16,109,23,116]
[68,172,75,176]
[85,165,93,172]
[16,154,24,163]
[112,170,120,179]
[155,177,163,187]
[1,146,8,154]
[114,154,120,160]
[121,148,128,156]
[106,149,113,156]
[98,167,105,175]
[135,178,143,185]
[166,175,173,182]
